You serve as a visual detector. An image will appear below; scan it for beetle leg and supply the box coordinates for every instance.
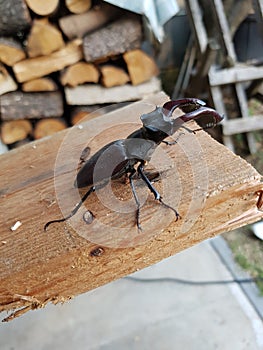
[181,125,196,134]
[128,168,142,231]
[162,131,185,146]
[137,162,181,221]
[44,185,96,231]
[181,121,217,134]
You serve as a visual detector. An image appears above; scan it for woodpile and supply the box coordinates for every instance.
[0,0,160,149]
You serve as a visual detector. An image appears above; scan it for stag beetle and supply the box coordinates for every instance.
[44,98,223,231]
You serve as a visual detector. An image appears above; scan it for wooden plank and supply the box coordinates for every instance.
[210,0,237,61]
[253,0,263,38]
[65,77,161,105]
[209,85,235,152]
[0,92,262,321]
[209,66,263,86]
[208,0,257,153]
[223,115,263,135]
[235,83,257,153]
[185,0,208,53]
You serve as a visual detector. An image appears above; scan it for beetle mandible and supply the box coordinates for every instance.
[44,98,223,231]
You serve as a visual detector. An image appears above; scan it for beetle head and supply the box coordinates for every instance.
[141,107,183,136]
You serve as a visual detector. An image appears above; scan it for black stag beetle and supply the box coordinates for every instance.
[44,98,223,231]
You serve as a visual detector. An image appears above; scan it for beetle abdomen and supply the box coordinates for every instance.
[75,138,157,188]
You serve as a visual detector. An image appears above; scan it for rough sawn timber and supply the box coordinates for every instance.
[0,92,262,321]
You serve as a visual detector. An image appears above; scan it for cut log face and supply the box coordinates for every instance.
[123,49,160,85]
[65,0,92,14]
[27,18,65,58]
[25,0,59,16]
[0,0,31,36]
[22,78,58,92]
[0,91,64,120]
[100,65,130,87]
[1,120,32,144]
[60,62,100,87]
[0,38,26,66]
[34,118,66,139]
[83,16,142,62]
[70,105,102,125]
[13,40,83,83]
[0,64,17,95]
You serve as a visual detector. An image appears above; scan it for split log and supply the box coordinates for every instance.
[27,18,65,58]
[83,16,142,62]
[65,0,92,14]
[34,118,66,139]
[0,38,26,66]
[100,65,130,87]
[0,92,262,322]
[1,120,32,145]
[0,91,63,121]
[0,0,31,36]
[70,105,104,125]
[70,103,131,125]
[65,76,161,105]
[22,78,58,92]
[13,39,83,83]
[25,0,59,16]
[123,49,159,85]
[60,62,99,87]
[0,64,17,95]
[59,2,122,39]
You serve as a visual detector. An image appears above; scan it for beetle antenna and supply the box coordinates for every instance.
[44,186,96,231]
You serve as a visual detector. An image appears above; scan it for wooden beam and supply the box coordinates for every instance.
[65,77,161,105]
[185,0,208,53]
[209,66,263,86]
[223,115,263,135]
[0,92,262,322]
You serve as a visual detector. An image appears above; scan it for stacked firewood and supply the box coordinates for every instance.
[0,0,160,148]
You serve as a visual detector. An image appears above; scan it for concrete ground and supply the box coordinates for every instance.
[1,237,263,350]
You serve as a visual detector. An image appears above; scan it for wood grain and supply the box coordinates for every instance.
[0,92,262,321]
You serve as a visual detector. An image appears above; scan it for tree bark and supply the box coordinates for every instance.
[83,16,142,62]
[0,91,63,120]
[0,0,31,36]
